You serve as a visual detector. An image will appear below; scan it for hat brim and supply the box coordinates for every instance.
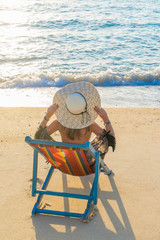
[53,82,101,129]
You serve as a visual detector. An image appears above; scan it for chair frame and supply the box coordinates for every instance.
[25,136,112,222]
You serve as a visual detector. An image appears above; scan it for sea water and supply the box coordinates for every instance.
[0,0,160,107]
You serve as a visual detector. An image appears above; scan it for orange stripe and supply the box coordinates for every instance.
[65,150,81,175]
[41,147,58,169]
[79,150,92,174]
[73,151,86,175]
[69,150,86,176]
[50,148,69,172]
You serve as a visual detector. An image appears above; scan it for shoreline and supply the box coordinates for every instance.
[0,107,160,240]
[0,86,160,108]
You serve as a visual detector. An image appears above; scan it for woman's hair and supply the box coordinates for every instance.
[64,126,90,140]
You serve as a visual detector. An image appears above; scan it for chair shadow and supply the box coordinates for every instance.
[100,175,136,240]
[32,173,136,240]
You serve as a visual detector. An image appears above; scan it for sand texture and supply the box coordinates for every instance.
[0,107,160,240]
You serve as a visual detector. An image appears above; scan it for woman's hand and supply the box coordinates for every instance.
[94,106,109,122]
[46,103,59,120]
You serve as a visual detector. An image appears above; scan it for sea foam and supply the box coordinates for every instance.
[0,67,160,89]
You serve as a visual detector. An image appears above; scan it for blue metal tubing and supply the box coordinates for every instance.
[41,166,54,190]
[36,209,83,218]
[86,178,95,209]
[81,158,100,220]
[35,190,94,200]
[83,209,91,221]
[32,150,38,197]
[25,136,90,151]
[32,166,54,214]
[93,152,100,205]
[36,166,54,202]
[84,183,95,220]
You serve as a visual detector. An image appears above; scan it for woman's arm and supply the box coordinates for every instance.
[40,103,59,129]
[94,106,115,137]
[91,106,116,152]
[90,122,103,135]
[46,119,60,135]
[34,103,59,140]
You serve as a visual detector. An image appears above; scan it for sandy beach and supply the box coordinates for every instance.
[0,107,160,240]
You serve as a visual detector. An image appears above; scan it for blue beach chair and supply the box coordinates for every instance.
[25,136,112,222]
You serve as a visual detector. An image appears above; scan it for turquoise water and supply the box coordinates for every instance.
[0,0,160,106]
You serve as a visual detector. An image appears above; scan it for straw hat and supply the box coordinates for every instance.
[53,82,101,129]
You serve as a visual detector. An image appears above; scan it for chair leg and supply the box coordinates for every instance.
[32,150,38,197]
[100,160,112,175]
[82,202,98,223]
[32,166,54,214]
[81,177,98,222]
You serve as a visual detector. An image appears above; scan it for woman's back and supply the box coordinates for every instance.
[58,122,92,144]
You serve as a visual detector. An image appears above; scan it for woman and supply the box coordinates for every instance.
[35,82,116,171]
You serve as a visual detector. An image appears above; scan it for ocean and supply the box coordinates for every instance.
[0,0,160,107]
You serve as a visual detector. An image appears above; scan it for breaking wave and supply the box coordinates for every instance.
[0,67,160,88]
